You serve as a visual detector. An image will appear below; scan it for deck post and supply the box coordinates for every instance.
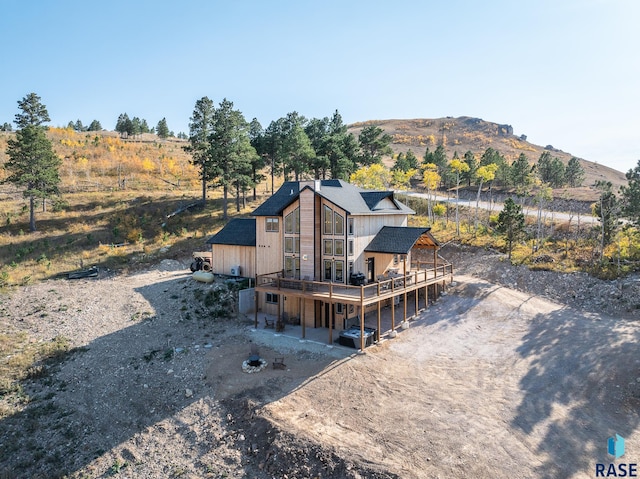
[254,286,258,328]
[302,298,306,339]
[360,287,365,351]
[377,300,381,342]
[328,302,333,344]
[391,294,395,331]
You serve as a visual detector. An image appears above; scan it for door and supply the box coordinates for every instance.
[366,257,375,284]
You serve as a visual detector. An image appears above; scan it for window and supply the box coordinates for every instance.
[334,212,344,235]
[266,292,279,304]
[393,254,399,265]
[324,260,332,281]
[284,257,300,279]
[335,261,344,282]
[266,217,279,232]
[285,237,293,253]
[323,205,333,235]
[334,239,344,256]
[284,207,300,234]
[348,261,354,277]
[293,237,300,253]
[348,217,354,235]
[348,239,354,256]
[323,239,333,255]
[336,303,344,314]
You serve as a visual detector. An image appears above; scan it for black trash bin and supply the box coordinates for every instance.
[350,272,365,286]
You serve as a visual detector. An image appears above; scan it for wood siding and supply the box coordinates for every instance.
[255,216,282,276]
[211,245,255,278]
[299,189,315,280]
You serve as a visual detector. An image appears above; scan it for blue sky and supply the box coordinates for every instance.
[1,0,638,173]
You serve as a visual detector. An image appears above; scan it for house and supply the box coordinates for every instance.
[207,179,453,349]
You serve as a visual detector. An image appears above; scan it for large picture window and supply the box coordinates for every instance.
[335,239,344,256]
[284,207,300,234]
[323,239,333,256]
[324,260,332,281]
[323,205,333,235]
[334,212,344,236]
[335,261,344,283]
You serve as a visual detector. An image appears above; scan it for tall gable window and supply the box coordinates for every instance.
[284,207,300,234]
[334,212,344,236]
[323,205,333,235]
[266,217,279,232]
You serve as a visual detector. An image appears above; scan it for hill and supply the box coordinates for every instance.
[347,117,628,196]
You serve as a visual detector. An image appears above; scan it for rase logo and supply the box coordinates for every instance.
[596,434,637,477]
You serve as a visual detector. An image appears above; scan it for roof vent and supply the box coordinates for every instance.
[290,189,294,195]
[314,179,321,191]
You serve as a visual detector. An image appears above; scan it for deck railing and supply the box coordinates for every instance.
[256,263,453,302]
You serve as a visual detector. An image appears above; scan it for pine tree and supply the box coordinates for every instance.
[185,97,215,204]
[564,157,585,187]
[496,198,525,260]
[156,118,170,138]
[4,93,61,232]
[621,160,640,227]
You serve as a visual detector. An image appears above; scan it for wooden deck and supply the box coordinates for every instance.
[255,264,453,306]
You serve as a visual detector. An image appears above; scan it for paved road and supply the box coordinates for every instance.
[400,190,598,224]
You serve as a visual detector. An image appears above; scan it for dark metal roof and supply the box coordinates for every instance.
[360,191,394,210]
[206,218,256,247]
[251,181,300,216]
[252,180,413,216]
[364,226,438,254]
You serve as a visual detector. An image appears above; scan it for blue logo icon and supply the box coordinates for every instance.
[608,434,625,459]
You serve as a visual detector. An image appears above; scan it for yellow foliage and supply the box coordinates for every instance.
[350,164,390,190]
[141,158,155,173]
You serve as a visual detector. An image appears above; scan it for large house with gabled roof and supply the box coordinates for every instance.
[207,179,452,349]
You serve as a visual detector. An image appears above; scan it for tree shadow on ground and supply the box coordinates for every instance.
[512,307,640,478]
[0,272,393,478]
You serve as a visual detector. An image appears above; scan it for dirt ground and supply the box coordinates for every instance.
[1,254,639,478]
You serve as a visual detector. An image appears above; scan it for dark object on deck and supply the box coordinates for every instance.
[264,317,275,329]
[338,325,378,349]
[350,272,365,286]
[275,318,285,332]
[67,266,98,280]
[273,357,286,370]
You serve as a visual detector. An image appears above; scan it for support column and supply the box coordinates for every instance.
[254,289,258,328]
[360,288,365,351]
[377,300,381,343]
[302,299,306,339]
[391,295,395,331]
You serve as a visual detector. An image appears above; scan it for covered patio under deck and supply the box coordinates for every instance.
[254,262,453,350]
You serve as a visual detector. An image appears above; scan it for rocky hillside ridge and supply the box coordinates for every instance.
[348,117,627,192]
[443,243,640,320]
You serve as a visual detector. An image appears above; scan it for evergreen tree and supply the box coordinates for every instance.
[564,157,585,187]
[87,120,102,131]
[185,96,215,204]
[620,160,640,227]
[511,153,531,189]
[358,125,392,165]
[496,198,525,259]
[594,180,620,251]
[115,113,133,136]
[74,119,85,132]
[462,150,477,186]
[4,93,61,232]
[248,118,266,200]
[0,122,12,131]
[209,99,256,220]
[156,118,170,138]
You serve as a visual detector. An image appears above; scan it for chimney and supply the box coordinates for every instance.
[314,179,321,191]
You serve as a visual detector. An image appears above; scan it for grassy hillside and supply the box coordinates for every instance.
[348,117,628,196]
[0,128,272,288]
